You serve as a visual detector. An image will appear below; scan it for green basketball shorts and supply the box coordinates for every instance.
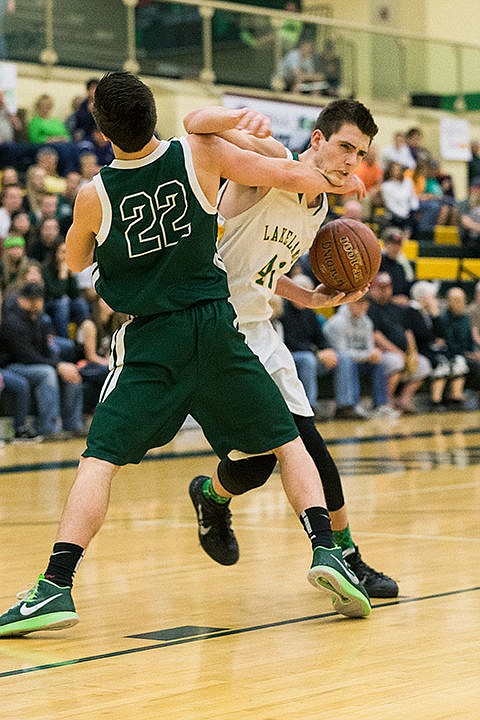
[83,299,299,465]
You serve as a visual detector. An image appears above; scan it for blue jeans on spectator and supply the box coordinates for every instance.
[356,361,388,408]
[45,295,90,338]
[292,351,319,406]
[292,351,358,409]
[0,369,31,431]
[7,363,83,434]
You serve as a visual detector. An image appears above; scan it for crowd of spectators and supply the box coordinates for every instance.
[0,79,127,443]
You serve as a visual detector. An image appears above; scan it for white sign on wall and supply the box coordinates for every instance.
[440,117,471,161]
[223,93,323,152]
[0,62,17,113]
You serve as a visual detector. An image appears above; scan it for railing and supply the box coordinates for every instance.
[3,0,480,108]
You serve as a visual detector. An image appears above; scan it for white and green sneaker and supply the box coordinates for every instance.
[307,546,371,618]
[0,574,79,637]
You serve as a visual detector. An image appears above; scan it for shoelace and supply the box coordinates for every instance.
[9,582,37,610]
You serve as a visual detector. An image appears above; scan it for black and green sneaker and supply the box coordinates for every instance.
[0,574,79,637]
[307,546,371,618]
[189,475,239,566]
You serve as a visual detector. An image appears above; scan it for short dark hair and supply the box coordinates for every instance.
[92,72,157,153]
[314,99,378,142]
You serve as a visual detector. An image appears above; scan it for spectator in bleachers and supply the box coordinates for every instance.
[0,184,25,239]
[467,140,480,186]
[78,151,100,186]
[36,146,67,194]
[368,272,430,413]
[380,161,419,237]
[323,296,399,418]
[281,274,370,419]
[69,78,98,144]
[0,235,28,294]
[413,159,458,235]
[381,131,416,171]
[1,165,19,188]
[9,209,34,252]
[0,282,84,438]
[379,226,412,305]
[354,144,383,220]
[316,39,342,97]
[29,216,62,264]
[458,177,480,258]
[408,281,466,411]
[405,127,433,166]
[65,95,83,140]
[278,39,327,94]
[29,192,58,232]
[240,1,302,54]
[441,286,480,399]
[0,88,22,142]
[467,280,480,349]
[75,296,127,413]
[27,94,71,145]
[42,239,90,338]
[57,170,81,236]
[84,128,114,167]
[24,164,47,219]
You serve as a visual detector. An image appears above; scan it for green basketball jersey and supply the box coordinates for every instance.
[91,138,229,316]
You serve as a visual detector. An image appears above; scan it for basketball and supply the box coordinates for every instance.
[309,218,382,292]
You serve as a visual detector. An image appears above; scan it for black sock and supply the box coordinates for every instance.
[299,507,334,549]
[44,542,85,587]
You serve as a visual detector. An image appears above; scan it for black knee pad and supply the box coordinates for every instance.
[217,454,277,495]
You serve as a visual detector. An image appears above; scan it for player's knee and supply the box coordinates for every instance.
[217,454,277,495]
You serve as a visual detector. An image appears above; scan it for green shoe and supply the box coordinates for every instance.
[0,574,79,637]
[307,546,371,618]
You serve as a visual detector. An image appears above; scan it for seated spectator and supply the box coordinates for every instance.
[405,127,433,166]
[78,151,100,186]
[57,170,81,235]
[9,209,34,253]
[367,272,430,413]
[0,235,29,295]
[458,177,480,258]
[413,159,457,234]
[240,1,302,54]
[24,164,47,219]
[380,161,419,237]
[29,216,63,264]
[0,282,84,437]
[467,280,480,349]
[323,296,399,417]
[468,140,480,186]
[0,184,25,240]
[65,94,83,140]
[408,281,466,410]
[381,131,416,171]
[316,39,342,96]
[83,128,114,167]
[379,226,413,305]
[0,88,22,143]
[278,39,328,94]
[1,165,19,188]
[42,239,90,338]
[0,366,40,440]
[76,296,127,412]
[36,146,67,194]
[354,144,383,220]
[441,286,480,399]
[280,273,370,419]
[27,93,71,145]
[69,78,98,143]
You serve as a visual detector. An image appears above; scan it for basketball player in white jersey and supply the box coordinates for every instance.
[185,100,398,597]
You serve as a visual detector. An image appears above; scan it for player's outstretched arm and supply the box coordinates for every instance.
[187,134,359,204]
[66,182,101,272]
[184,106,286,158]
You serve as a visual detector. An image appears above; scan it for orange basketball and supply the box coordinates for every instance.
[309,218,382,292]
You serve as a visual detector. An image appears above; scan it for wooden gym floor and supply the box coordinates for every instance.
[0,410,479,719]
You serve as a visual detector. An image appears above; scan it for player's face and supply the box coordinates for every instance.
[312,123,371,187]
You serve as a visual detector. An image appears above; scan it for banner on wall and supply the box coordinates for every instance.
[0,62,17,113]
[440,117,471,161]
[223,93,322,151]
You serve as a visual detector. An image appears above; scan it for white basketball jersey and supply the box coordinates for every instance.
[217,156,328,324]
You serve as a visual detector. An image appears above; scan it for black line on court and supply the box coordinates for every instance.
[0,586,479,679]
[2,426,480,477]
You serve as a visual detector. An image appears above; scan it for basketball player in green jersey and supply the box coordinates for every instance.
[184,101,398,598]
[0,72,371,638]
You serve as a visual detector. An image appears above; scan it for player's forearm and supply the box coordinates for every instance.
[276,275,312,305]
[184,107,246,135]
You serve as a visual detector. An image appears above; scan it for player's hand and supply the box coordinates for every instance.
[235,108,272,138]
[309,283,369,308]
[339,174,366,199]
